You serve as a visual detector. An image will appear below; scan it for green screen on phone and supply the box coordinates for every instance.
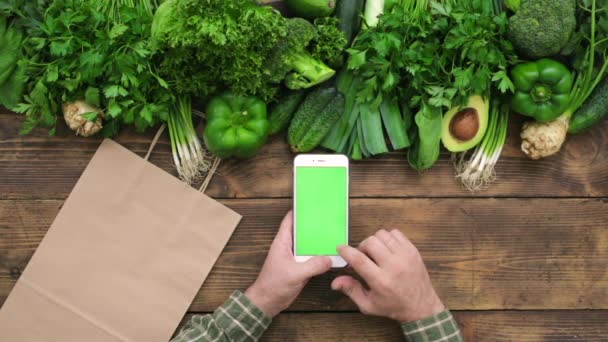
[295,166,348,255]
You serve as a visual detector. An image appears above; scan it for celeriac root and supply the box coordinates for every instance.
[520,115,569,160]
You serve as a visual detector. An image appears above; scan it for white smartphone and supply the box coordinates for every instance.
[293,154,349,268]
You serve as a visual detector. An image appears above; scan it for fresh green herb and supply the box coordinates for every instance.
[311,17,348,69]
[151,0,287,101]
[13,0,172,135]
[349,0,516,112]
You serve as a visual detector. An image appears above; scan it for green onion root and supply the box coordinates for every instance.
[167,96,211,184]
[454,102,509,191]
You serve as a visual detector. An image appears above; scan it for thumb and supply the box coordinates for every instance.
[297,256,332,279]
[331,275,372,314]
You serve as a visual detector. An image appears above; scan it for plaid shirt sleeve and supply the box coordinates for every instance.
[171,290,272,342]
[401,310,463,342]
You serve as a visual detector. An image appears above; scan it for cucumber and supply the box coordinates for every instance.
[285,0,336,20]
[288,87,336,146]
[288,87,345,152]
[335,0,364,46]
[569,76,608,134]
[268,90,307,135]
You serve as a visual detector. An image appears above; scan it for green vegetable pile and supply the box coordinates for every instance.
[1,0,347,184]
[1,0,607,192]
[322,0,518,185]
[519,0,608,160]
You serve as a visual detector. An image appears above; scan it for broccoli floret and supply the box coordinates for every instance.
[508,0,576,59]
[265,18,336,90]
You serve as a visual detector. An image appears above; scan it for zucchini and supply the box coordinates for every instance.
[268,90,307,135]
[569,76,608,134]
[288,87,345,153]
[322,71,359,152]
[335,0,365,46]
[284,0,336,20]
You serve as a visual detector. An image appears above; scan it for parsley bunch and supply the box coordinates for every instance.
[13,0,172,136]
[348,0,517,110]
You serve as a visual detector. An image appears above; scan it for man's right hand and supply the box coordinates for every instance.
[332,229,445,323]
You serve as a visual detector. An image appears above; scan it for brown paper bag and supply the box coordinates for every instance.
[0,139,241,341]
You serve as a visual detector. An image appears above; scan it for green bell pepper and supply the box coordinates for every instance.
[203,93,270,158]
[510,58,573,122]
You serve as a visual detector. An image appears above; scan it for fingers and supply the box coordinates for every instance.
[390,229,409,245]
[375,229,401,253]
[296,256,332,279]
[274,211,293,246]
[358,236,392,266]
[331,275,373,314]
[337,245,381,285]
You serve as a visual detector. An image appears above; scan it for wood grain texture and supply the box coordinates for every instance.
[2,113,607,199]
[175,311,608,341]
[2,198,606,311]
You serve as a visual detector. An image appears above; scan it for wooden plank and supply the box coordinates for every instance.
[2,113,607,199]
[174,311,608,341]
[2,198,606,311]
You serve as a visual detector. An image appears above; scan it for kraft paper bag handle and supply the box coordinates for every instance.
[144,123,221,194]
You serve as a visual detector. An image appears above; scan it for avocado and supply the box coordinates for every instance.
[441,95,489,152]
[285,0,336,20]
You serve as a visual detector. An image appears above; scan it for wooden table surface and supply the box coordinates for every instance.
[1,110,607,341]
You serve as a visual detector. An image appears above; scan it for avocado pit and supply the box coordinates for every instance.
[449,108,479,141]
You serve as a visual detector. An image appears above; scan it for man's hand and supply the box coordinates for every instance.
[245,211,332,318]
[332,229,445,323]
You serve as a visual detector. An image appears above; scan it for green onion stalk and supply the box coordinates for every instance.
[167,96,211,184]
[453,101,509,191]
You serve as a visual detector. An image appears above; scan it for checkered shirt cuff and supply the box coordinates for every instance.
[401,310,463,342]
[212,290,272,341]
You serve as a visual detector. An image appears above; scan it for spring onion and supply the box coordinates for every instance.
[453,101,509,191]
[167,96,210,184]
